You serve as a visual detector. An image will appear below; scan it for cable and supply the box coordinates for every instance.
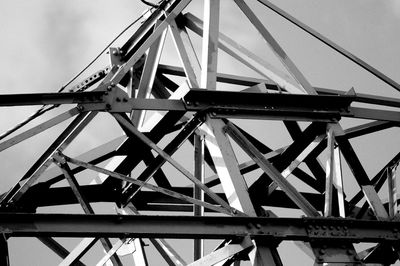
[0,8,152,141]
[0,105,57,141]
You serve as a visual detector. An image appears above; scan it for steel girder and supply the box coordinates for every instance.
[1,0,400,265]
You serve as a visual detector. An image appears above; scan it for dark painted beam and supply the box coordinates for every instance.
[2,213,400,243]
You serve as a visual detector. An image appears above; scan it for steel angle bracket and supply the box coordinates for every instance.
[183,89,355,121]
[305,218,362,265]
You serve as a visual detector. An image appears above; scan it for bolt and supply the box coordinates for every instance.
[77,105,84,111]
[116,97,121,102]
[123,98,128,102]
[112,50,119,55]
[319,249,325,255]
[256,223,262,229]
[107,86,112,91]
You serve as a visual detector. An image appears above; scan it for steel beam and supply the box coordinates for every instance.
[37,237,85,266]
[1,111,97,207]
[201,0,220,90]
[234,0,316,95]
[3,213,400,242]
[194,134,205,261]
[256,0,400,93]
[0,234,9,266]
[0,92,104,106]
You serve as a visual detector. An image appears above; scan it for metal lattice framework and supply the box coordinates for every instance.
[1,0,400,265]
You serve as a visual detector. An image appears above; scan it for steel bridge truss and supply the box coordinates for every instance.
[1,0,400,265]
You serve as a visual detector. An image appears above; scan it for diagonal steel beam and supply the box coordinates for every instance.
[256,0,400,93]
[37,237,85,266]
[64,154,232,215]
[55,156,123,266]
[112,113,237,214]
[120,112,204,205]
[1,111,97,207]
[0,107,80,152]
[233,0,316,95]
[225,121,320,217]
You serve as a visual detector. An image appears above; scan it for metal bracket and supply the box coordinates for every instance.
[311,241,362,265]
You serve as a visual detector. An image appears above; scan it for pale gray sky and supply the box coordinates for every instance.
[1,0,400,265]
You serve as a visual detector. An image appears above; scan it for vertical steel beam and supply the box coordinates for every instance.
[233,0,316,95]
[324,125,335,217]
[201,0,220,90]
[388,165,398,217]
[333,147,346,217]
[0,234,9,266]
[194,134,205,260]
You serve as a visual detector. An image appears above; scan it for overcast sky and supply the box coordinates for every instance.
[1,0,400,265]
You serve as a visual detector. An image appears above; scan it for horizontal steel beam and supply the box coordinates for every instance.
[2,213,400,243]
[0,92,105,106]
[3,89,399,122]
